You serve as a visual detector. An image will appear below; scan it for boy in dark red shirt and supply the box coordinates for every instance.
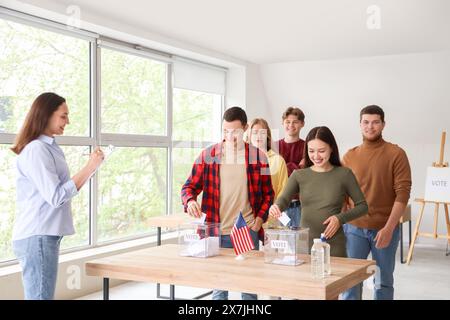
[275,107,305,228]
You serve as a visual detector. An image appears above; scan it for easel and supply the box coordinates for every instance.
[406,131,450,264]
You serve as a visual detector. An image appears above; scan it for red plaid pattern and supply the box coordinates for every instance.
[181,142,274,241]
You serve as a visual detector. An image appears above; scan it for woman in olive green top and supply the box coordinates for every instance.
[269,126,368,257]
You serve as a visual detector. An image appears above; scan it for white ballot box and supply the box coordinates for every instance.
[178,222,221,258]
[264,228,309,266]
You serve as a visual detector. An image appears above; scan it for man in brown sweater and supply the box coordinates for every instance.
[341,105,411,300]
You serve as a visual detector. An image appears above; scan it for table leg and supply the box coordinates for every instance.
[103,278,109,300]
[192,290,213,299]
[156,226,165,298]
[154,225,212,299]
[157,226,161,246]
[409,220,412,247]
[170,285,175,300]
[157,283,163,298]
[400,223,405,264]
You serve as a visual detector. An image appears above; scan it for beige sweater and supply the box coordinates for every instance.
[219,148,254,234]
[342,138,412,230]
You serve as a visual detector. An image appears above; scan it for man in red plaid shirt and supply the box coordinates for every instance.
[181,106,274,300]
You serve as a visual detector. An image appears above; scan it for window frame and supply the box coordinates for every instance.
[0,8,225,266]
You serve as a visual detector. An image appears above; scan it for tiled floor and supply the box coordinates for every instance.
[78,243,450,300]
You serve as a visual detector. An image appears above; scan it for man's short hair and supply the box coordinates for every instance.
[360,105,385,122]
[282,106,305,122]
[223,106,247,126]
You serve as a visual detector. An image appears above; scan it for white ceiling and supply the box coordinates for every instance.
[17,0,450,64]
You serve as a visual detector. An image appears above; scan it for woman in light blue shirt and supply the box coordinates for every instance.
[11,92,104,300]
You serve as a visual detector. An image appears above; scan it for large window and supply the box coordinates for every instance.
[101,48,167,136]
[0,145,15,262]
[171,88,223,213]
[0,18,90,136]
[97,45,171,243]
[171,61,225,214]
[171,147,203,214]
[0,9,224,264]
[172,88,222,142]
[98,147,167,242]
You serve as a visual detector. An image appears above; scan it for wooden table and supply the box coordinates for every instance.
[86,244,376,300]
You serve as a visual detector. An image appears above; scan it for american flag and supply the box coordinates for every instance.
[230,212,255,255]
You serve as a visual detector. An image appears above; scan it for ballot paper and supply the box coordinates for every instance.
[192,213,206,224]
[86,145,115,180]
[206,236,220,256]
[179,236,220,257]
[278,211,291,226]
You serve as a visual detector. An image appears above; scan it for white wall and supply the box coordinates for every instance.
[226,66,246,108]
[260,50,450,245]
[225,63,271,127]
[244,63,271,122]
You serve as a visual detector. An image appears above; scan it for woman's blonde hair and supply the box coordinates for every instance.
[246,118,272,151]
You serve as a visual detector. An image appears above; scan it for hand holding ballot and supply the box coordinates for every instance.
[269,204,282,218]
[187,200,202,218]
[269,204,291,226]
[87,147,105,170]
[72,146,106,191]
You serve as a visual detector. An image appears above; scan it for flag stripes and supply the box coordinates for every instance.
[230,212,255,256]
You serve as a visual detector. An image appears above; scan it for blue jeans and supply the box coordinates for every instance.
[286,203,301,229]
[341,224,400,300]
[212,230,259,300]
[13,235,63,300]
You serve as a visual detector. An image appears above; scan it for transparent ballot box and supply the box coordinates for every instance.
[264,228,309,266]
[178,222,221,258]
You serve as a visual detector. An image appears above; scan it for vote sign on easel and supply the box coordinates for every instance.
[406,131,450,265]
[424,167,450,203]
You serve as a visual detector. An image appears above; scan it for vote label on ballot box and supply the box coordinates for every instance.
[178,222,221,258]
[264,228,309,266]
